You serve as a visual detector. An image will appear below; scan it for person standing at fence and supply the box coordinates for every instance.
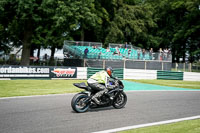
[106,47,110,52]
[115,46,120,55]
[159,48,163,61]
[142,49,146,60]
[163,48,168,60]
[98,52,101,59]
[167,48,171,61]
[137,48,141,60]
[84,48,89,58]
[128,49,131,58]
[125,42,128,49]
[149,48,153,60]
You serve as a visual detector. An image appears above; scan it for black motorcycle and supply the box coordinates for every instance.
[71,79,127,113]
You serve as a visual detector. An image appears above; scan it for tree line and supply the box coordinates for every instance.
[0,0,199,65]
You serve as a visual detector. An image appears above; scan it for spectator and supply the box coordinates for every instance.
[137,48,141,60]
[106,47,110,52]
[96,45,101,50]
[115,46,120,55]
[98,52,101,59]
[128,49,131,58]
[43,53,48,61]
[113,51,116,55]
[64,53,70,58]
[149,48,153,60]
[84,48,89,58]
[125,42,128,49]
[113,51,118,55]
[142,49,146,60]
[167,48,171,60]
[163,48,168,60]
[159,48,163,60]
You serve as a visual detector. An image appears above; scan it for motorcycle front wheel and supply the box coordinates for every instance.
[71,93,90,113]
[113,91,127,109]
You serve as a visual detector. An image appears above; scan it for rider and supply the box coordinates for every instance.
[87,66,116,105]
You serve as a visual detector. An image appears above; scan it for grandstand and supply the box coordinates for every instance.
[63,40,172,61]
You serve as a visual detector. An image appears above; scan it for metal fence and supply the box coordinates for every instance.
[172,63,200,72]
[109,43,172,62]
[64,40,102,48]
[85,59,172,70]
[63,41,172,62]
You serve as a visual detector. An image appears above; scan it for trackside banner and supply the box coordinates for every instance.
[50,67,77,78]
[0,66,77,79]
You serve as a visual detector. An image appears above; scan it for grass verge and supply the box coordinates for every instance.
[127,79,200,89]
[119,118,200,133]
[1,79,200,97]
[0,80,86,97]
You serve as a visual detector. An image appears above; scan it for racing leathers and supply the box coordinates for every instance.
[87,70,115,105]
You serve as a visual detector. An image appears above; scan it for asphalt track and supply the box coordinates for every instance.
[1,91,200,133]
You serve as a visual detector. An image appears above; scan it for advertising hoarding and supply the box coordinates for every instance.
[0,66,77,79]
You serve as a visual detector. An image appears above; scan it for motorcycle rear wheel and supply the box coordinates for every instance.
[71,93,89,113]
[113,91,127,109]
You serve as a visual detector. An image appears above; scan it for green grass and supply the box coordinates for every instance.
[127,79,200,89]
[0,80,86,97]
[119,119,200,133]
[171,68,200,73]
[1,79,200,97]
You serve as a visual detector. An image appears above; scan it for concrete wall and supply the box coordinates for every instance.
[124,69,157,80]
[183,72,200,81]
[77,67,87,79]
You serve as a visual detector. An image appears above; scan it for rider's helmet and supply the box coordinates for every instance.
[105,66,113,77]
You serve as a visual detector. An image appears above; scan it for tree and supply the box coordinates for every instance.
[146,0,200,62]
[105,0,157,49]
[171,0,200,62]
[0,0,74,65]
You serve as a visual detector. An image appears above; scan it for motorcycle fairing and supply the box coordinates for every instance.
[73,82,92,91]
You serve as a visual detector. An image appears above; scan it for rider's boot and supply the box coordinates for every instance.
[91,90,105,105]
[92,96,100,105]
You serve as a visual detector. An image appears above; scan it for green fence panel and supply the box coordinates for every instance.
[157,71,183,80]
[87,67,103,79]
[112,68,124,79]
[87,67,124,79]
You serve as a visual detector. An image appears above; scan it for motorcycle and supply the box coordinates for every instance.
[71,79,127,113]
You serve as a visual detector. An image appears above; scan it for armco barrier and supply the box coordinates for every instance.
[157,71,183,80]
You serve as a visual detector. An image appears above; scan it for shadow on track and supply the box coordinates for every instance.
[71,106,126,113]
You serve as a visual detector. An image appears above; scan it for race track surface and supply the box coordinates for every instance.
[0,91,200,133]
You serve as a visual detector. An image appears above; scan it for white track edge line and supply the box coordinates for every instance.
[92,115,200,133]
[126,90,200,92]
